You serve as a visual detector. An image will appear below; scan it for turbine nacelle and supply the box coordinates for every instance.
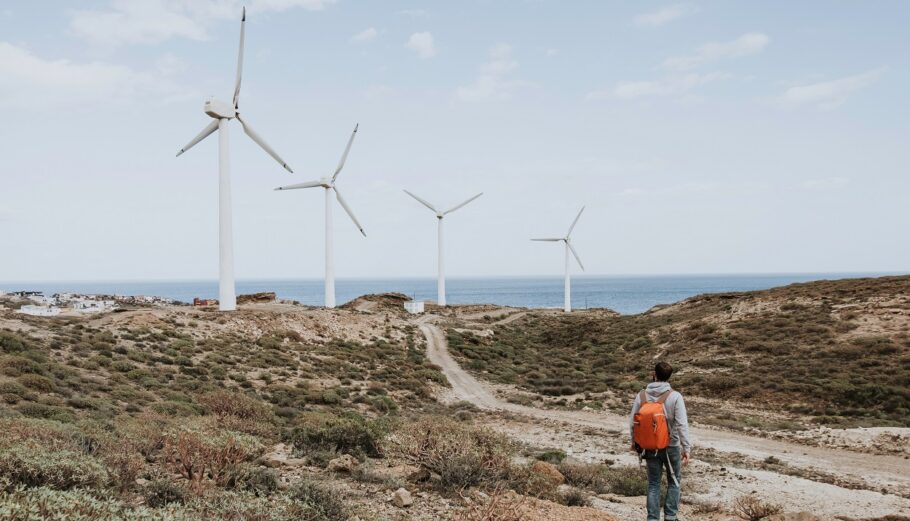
[204,98,237,120]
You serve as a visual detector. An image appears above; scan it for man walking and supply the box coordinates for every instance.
[630,361,691,521]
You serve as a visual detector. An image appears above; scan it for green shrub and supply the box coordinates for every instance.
[15,403,73,423]
[144,479,185,507]
[0,443,108,491]
[535,449,567,464]
[233,465,279,496]
[17,374,55,393]
[0,333,29,354]
[289,479,348,521]
[288,412,387,459]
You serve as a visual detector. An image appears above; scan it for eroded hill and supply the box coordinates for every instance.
[447,275,910,428]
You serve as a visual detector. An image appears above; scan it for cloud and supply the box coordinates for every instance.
[70,0,334,47]
[406,32,436,59]
[457,44,529,102]
[634,4,694,27]
[587,72,732,100]
[545,48,558,57]
[351,27,378,43]
[776,68,885,110]
[0,42,189,110]
[662,32,769,71]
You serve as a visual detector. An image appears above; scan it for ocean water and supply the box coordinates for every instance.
[0,273,898,315]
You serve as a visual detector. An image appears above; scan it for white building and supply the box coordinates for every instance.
[404,300,425,314]
[18,305,61,317]
[72,299,117,313]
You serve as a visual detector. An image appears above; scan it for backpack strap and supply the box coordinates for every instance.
[656,390,674,404]
[638,390,648,404]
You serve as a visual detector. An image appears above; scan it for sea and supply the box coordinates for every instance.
[0,273,900,315]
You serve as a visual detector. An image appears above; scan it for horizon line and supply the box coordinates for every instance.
[1,271,905,286]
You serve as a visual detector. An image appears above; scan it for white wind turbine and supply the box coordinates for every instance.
[274,125,366,309]
[532,206,586,313]
[175,7,293,312]
[403,190,483,307]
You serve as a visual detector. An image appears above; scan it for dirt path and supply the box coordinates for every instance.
[417,317,910,516]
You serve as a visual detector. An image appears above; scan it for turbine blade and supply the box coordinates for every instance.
[333,187,366,236]
[444,192,483,215]
[531,238,562,242]
[403,190,438,213]
[275,180,324,191]
[567,206,585,236]
[176,119,219,157]
[236,114,293,173]
[568,242,585,271]
[233,7,245,108]
[332,124,358,181]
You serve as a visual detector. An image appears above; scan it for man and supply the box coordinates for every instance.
[629,361,691,521]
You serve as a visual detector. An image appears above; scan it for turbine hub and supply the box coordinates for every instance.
[204,98,236,119]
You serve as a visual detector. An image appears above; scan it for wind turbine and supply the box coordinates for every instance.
[175,7,293,312]
[532,206,585,313]
[404,190,483,306]
[274,125,365,309]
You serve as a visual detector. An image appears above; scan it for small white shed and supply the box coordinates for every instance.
[404,301,425,314]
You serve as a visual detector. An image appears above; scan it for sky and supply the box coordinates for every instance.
[0,1,908,281]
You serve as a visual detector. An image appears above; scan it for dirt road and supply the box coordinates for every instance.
[417,317,910,516]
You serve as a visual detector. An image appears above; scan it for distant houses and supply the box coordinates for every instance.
[404,300,425,314]
[2,290,182,317]
[18,304,61,317]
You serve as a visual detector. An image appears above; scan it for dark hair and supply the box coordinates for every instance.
[654,361,673,382]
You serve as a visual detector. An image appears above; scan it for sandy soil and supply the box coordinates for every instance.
[415,314,910,518]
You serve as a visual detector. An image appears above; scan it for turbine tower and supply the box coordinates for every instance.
[532,206,586,312]
[404,190,483,306]
[175,7,293,312]
[275,125,366,309]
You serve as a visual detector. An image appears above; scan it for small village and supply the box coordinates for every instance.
[0,289,179,317]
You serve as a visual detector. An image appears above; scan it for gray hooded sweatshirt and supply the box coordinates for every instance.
[628,381,691,454]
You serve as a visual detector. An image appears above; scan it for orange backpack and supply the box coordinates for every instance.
[632,390,673,451]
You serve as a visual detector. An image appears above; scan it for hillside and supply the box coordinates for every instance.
[1,279,909,519]
[447,275,910,428]
[0,297,632,520]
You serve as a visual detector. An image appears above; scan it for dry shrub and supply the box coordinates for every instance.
[390,416,514,491]
[558,462,647,496]
[456,489,526,521]
[197,390,275,437]
[101,444,144,493]
[505,464,560,500]
[162,422,263,490]
[0,418,83,452]
[734,495,783,521]
[116,414,168,461]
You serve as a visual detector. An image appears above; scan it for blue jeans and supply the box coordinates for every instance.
[645,445,682,521]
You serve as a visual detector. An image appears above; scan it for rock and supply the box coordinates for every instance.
[392,488,414,508]
[530,461,566,486]
[135,478,149,487]
[237,292,276,304]
[327,454,359,473]
[768,513,824,521]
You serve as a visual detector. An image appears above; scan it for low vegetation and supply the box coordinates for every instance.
[448,276,910,426]
[0,301,445,519]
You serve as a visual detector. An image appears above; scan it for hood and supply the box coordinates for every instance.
[645,381,672,400]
